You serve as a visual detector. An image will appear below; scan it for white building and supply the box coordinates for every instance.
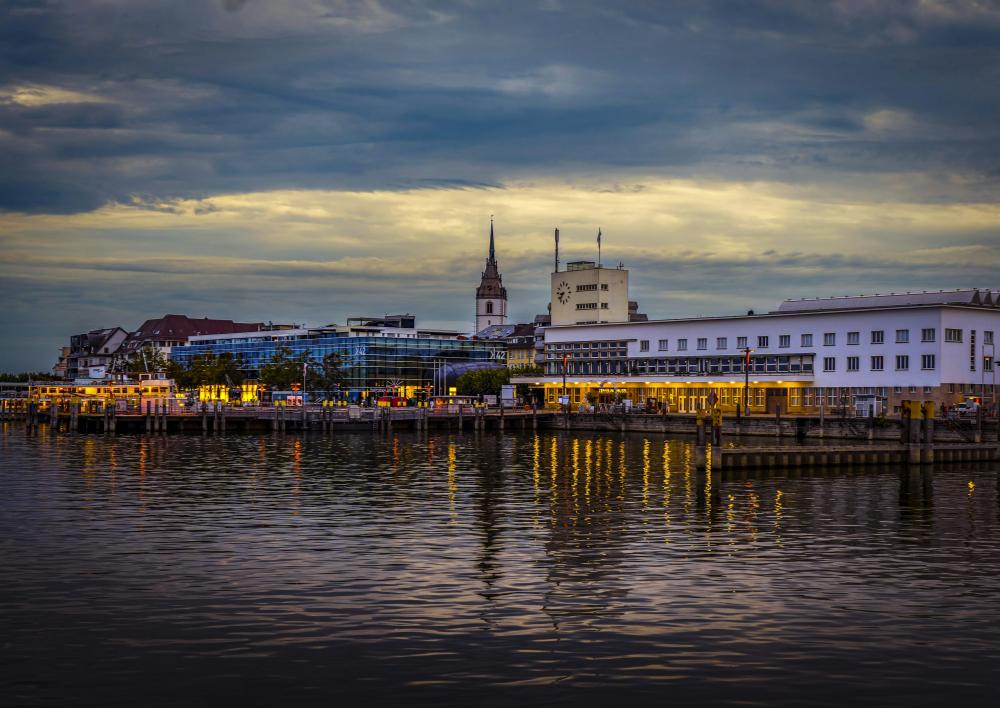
[516,289,999,414]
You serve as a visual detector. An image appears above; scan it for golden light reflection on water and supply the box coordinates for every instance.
[447,442,457,523]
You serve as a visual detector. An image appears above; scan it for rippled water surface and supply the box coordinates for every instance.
[3,425,1000,706]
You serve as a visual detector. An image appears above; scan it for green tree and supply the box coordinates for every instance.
[307,352,346,400]
[0,372,60,382]
[125,344,168,375]
[455,367,510,397]
[507,364,543,399]
[260,346,308,390]
[168,353,245,396]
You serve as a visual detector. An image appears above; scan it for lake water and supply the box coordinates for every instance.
[2,425,1000,706]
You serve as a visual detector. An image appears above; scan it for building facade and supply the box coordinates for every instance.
[65,327,129,380]
[475,220,508,333]
[515,290,1000,415]
[172,315,507,400]
[550,261,630,326]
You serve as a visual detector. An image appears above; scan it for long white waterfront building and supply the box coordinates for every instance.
[517,279,999,415]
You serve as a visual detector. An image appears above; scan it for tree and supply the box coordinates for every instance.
[124,344,167,376]
[455,367,509,397]
[0,372,60,382]
[307,352,346,400]
[167,353,245,396]
[259,346,308,390]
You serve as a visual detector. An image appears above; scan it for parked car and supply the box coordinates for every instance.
[949,402,979,418]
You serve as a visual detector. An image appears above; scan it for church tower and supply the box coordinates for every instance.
[475,218,508,333]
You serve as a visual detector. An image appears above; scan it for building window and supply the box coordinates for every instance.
[823,333,835,346]
[871,355,884,371]
[847,331,860,345]
[871,330,884,345]
[921,354,935,370]
[716,337,727,350]
[801,333,813,347]
[945,328,963,343]
[986,356,994,372]
[640,340,649,352]
[985,331,994,345]
[846,356,859,372]
[895,355,909,371]
[896,329,909,344]
[737,336,748,349]
[658,339,669,351]
[757,336,769,348]
[823,357,836,372]
[575,303,597,310]
[693,338,705,350]
[790,389,802,407]
[779,334,790,348]
[486,302,493,314]
[677,339,688,351]
[921,328,935,342]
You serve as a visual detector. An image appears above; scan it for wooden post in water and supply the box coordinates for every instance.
[146,401,152,434]
[775,404,782,438]
[532,402,537,431]
[868,406,875,441]
[975,405,983,443]
[458,404,464,432]
[921,401,935,464]
[498,402,504,432]
[220,404,227,434]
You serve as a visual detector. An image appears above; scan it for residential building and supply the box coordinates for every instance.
[65,327,129,380]
[118,314,265,361]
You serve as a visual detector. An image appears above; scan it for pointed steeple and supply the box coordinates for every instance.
[489,215,495,264]
[475,218,507,333]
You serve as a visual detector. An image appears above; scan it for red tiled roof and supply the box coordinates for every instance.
[123,314,262,349]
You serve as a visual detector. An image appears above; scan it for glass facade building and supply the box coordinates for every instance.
[171,328,507,399]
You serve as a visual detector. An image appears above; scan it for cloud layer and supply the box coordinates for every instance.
[2,1,999,370]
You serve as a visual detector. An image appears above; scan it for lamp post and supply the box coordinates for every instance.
[302,360,308,426]
[742,347,754,415]
[562,353,570,412]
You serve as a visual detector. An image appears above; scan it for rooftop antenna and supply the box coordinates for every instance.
[554,228,560,273]
[597,227,602,267]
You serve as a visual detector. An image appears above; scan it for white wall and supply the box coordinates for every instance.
[544,305,1000,387]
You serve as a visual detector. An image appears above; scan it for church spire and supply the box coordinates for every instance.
[489,215,495,263]
[475,217,507,333]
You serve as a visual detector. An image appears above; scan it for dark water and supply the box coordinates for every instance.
[2,425,1000,707]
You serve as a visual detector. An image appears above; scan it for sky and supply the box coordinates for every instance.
[2,0,999,372]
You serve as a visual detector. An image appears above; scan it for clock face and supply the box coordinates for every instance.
[556,281,571,304]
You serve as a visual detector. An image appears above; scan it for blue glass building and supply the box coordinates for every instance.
[170,317,507,399]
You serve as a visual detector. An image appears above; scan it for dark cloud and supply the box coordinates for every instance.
[0,0,998,214]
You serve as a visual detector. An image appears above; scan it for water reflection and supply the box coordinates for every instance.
[2,428,1000,706]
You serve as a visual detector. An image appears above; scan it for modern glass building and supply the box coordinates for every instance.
[171,316,507,400]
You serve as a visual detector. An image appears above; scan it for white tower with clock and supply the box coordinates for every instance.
[550,259,630,326]
[475,219,508,333]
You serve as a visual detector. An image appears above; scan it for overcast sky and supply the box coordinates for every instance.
[2,0,1000,371]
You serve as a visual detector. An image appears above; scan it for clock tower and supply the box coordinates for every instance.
[475,218,508,333]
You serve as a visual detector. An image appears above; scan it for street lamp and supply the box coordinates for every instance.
[562,353,570,412]
[742,347,754,416]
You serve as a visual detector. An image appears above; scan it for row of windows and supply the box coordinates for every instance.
[822,354,938,372]
[575,283,609,292]
[641,328,994,352]
[575,302,610,310]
